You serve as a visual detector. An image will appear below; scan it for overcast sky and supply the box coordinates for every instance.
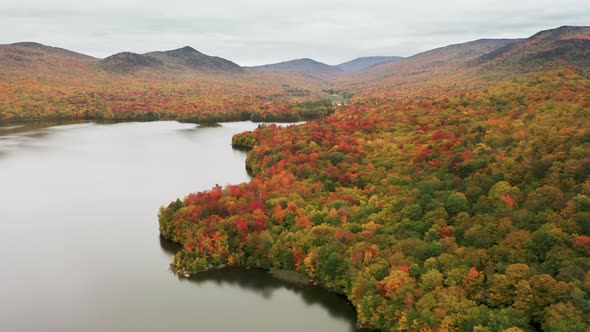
[1,0,589,66]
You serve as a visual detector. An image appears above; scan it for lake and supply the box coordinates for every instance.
[0,121,365,332]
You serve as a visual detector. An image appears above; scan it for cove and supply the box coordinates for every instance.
[0,121,366,332]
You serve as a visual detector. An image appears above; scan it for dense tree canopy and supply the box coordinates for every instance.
[160,68,590,331]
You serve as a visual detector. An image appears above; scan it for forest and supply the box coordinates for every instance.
[2,25,589,331]
[160,67,590,331]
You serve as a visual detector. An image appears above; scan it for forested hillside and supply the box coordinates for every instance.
[0,43,333,123]
[248,58,344,78]
[160,67,590,331]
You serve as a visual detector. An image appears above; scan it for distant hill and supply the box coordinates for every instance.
[343,38,522,90]
[0,42,245,75]
[2,42,96,60]
[147,46,243,73]
[249,56,404,77]
[470,25,590,71]
[0,42,329,123]
[340,26,590,95]
[366,38,521,75]
[1,25,589,119]
[3,26,588,79]
[338,39,519,95]
[347,26,589,87]
[0,42,95,67]
[336,56,403,73]
[0,42,97,79]
[248,58,343,78]
[100,52,163,73]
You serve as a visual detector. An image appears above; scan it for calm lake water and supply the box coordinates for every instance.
[0,121,364,332]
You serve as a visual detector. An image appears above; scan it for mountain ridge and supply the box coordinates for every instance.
[100,52,163,73]
[6,42,96,59]
[0,25,588,92]
[146,46,244,73]
[469,25,590,70]
[247,58,344,78]
[2,25,588,77]
[336,56,404,72]
[247,56,405,77]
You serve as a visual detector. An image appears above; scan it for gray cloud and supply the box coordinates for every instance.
[1,0,589,65]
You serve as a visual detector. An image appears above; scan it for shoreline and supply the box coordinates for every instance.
[157,120,377,331]
[0,111,322,126]
[162,233,377,331]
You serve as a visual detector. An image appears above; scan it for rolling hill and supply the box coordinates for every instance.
[340,26,589,96]
[349,38,521,81]
[100,52,163,73]
[0,42,96,77]
[336,56,404,73]
[248,58,344,78]
[0,42,245,75]
[0,42,331,123]
[470,25,590,71]
[0,42,95,63]
[147,46,244,73]
[1,25,589,123]
[335,38,522,95]
[248,56,404,77]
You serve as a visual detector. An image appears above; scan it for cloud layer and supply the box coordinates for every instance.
[2,0,589,65]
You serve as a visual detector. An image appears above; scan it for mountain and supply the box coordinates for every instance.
[0,42,245,75]
[347,26,590,92]
[0,42,95,69]
[147,46,243,73]
[248,58,343,78]
[470,25,590,70]
[1,42,95,61]
[336,56,404,73]
[341,38,522,91]
[0,42,328,123]
[364,38,521,76]
[2,25,589,123]
[249,56,404,77]
[0,42,99,83]
[100,52,163,73]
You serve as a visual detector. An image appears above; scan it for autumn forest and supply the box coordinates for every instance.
[2,25,590,331]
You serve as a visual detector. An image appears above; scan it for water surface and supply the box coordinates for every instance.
[0,121,362,332]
